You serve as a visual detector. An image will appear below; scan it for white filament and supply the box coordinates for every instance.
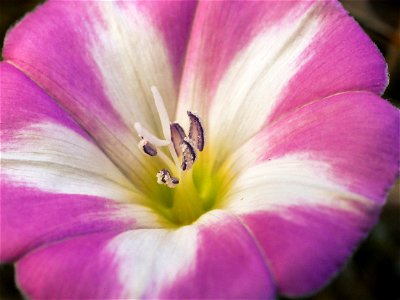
[134,87,181,171]
[134,122,170,147]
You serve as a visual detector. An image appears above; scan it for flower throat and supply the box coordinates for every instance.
[135,86,205,188]
[133,87,224,226]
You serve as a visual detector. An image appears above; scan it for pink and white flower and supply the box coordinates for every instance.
[1,0,399,298]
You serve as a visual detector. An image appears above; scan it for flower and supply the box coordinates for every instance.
[1,0,399,298]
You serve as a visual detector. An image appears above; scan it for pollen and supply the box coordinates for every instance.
[181,138,196,171]
[156,169,179,188]
[188,111,205,151]
[138,138,157,156]
[170,122,186,157]
[134,86,205,188]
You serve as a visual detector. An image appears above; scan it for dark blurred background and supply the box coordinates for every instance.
[0,0,399,299]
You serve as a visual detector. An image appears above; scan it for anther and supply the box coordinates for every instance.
[170,123,186,157]
[138,138,157,156]
[187,111,205,151]
[181,138,197,171]
[156,169,179,188]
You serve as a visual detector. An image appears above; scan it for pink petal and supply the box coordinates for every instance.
[180,1,312,97]
[134,1,197,82]
[1,63,161,262]
[262,92,399,201]
[1,63,88,141]
[1,185,135,262]
[225,91,398,296]
[177,1,387,163]
[16,211,276,299]
[241,205,379,296]
[2,1,196,186]
[267,2,388,123]
[15,232,129,299]
[159,211,275,298]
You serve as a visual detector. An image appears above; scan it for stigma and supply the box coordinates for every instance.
[135,86,205,188]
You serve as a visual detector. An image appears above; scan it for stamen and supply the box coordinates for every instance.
[138,138,157,156]
[181,138,197,171]
[187,111,205,151]
[134,87,207,187]
[134,122,170,147]
[156,169,179,188]
[170,123,186,157]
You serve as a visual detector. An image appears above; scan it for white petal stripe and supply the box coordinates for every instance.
[225,155,374,216]
[2,122,138,202]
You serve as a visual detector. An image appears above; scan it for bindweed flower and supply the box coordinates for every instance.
[1,0,399,298]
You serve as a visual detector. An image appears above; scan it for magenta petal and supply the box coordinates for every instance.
[1,62,88,141]
[2,1,197,184]
[15,211,276,299]
[178,1,389,166]
[267,1,388,122]
[1,63,156,262]
[3,2,125,130]
[178,1,386,115]
[229,91,399,296]
[1,185,135,262]
[180,1,314,97]
[16,232,127,299]
[160,211,275,298]
[135,1,197,81]
[262,91,399,201]
[241,204,380,296]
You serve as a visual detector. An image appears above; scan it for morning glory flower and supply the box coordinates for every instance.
[1,0,399,298]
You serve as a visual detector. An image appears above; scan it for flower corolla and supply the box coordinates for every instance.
[1,1,399,299]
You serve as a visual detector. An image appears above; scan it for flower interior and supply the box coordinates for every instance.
[2,1,399,298]
[134,87,230,226]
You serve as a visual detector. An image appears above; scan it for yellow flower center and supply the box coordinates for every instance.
[134,87,232,226]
